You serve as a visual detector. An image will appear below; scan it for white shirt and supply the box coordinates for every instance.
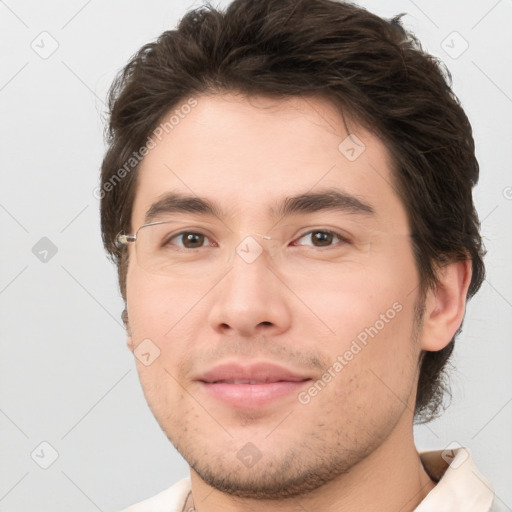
[119,447,500,512]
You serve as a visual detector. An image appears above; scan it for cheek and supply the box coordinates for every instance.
[288,252,418,343]
[126,265,208,342]
[291,242,421,401]
[125,266,214,409]
[125,270,192,417]
[304,304,419,433]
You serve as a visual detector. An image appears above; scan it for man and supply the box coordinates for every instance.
[99,0,496,510]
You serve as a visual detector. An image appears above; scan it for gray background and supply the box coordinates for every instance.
[0,0,511,510]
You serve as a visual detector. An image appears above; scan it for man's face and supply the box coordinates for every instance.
[125,93,423,498]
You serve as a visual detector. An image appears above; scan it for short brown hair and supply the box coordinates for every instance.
[100,0,485,422]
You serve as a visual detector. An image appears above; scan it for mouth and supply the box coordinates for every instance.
[198,380,312,408]
[202,378,308,384]
[195,362,313,409]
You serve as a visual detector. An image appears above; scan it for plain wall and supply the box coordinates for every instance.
[0,0,511,510]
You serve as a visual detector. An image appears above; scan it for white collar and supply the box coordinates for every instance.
[415,447,494,511]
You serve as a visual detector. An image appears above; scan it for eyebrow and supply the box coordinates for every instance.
[145,193,222,224]
[144,189,375,225]
[271,189,375,220]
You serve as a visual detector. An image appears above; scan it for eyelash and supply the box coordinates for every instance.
[166,229,351,249]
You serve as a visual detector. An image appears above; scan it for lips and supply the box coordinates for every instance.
[196,361,311,384]
[195,362,312,409]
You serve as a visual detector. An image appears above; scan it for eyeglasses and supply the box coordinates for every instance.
[116,219,409,279]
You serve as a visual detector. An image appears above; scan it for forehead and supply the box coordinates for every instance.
[131,93,408,232]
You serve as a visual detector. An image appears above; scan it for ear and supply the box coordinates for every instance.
[420,259,472,352]
[122,307,135,353]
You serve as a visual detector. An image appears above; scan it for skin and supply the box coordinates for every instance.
[124,93,472,511]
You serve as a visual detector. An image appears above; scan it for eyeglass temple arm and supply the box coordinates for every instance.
[116,233,136,245]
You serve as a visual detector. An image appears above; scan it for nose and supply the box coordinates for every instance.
[207,241,292,338]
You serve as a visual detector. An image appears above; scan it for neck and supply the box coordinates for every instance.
[187,417,435,512]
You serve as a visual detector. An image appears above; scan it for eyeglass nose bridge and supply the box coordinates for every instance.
[254,233,272,240]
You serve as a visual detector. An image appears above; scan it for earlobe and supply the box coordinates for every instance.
[420,259,472,352]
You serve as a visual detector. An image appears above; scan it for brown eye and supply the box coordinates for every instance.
[311,231,334,246]
[170,232,209,249]
[295,230,348,248]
